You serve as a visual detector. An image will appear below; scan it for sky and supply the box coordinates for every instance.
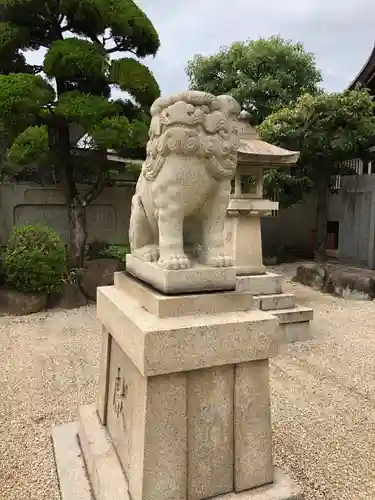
[135,0,375,94]
[26,0,375,95]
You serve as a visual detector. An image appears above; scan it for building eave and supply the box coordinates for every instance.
[348,42,375,90]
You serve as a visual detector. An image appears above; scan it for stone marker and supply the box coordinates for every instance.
[52,91,304,500]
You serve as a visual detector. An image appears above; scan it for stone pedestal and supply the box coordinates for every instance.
[53,272,303,500]
[52,94,305,500]
[225,198,278,276]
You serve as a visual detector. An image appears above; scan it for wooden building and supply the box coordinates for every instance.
[348,43,375,94]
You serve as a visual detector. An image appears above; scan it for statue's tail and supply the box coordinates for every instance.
[129,190,148,253]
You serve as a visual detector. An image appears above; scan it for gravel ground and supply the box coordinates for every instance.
[272,264,375,500]
[0,306,101,500]
[0,268,375,500]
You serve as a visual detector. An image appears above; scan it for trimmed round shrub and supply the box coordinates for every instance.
[4,224,68,294]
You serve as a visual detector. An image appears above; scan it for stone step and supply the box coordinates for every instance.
[268,306,313,325]
[236,273,284,296]
[280,321,312,344]
[256,293,296,311]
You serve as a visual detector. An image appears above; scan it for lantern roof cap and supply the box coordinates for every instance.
[237,111,300,166]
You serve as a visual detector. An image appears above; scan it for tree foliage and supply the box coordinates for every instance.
[0,0,160,266]
[187,36,322,126]
[259,91,375,165]
[259,89,375,260]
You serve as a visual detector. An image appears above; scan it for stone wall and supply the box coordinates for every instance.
[261,174,375,269]
[261,189,348,259]
[0,182,136,245]
[338,175,375,269]
[261,193,317,258]
[1,176,372,268]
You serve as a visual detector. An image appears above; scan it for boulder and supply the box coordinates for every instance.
[52,282,88,310]
[80,258,125,300]
[295,263,375,301]
[294,263,326,290]
[0,288,47,315]
[326,270,375,301]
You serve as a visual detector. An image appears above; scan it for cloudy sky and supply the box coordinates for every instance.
[135,0,375,94]
[25,0,375,94]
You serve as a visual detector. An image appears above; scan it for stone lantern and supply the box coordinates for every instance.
[225,111,300,276]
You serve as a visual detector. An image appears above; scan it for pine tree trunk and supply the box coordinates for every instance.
[314,167,330,262]
[68,196,87,269]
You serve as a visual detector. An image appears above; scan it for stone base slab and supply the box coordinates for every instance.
[236,273,284,295]
[126,254,236,294]
[52,406,302,500]
[114,272,253,318]
[52,422,93,500]
[216,468,303,499]
[52,408,129,500]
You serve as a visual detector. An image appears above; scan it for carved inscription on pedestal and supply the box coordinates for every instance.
[112,366,128,419]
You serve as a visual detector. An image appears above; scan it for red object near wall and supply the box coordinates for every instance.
[327,232,336,250]
[311,230,336,250]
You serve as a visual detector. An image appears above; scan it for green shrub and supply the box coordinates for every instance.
[99,244,129,262]
[4,224,68,293]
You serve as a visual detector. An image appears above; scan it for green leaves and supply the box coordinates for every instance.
[1,0,59,49]
[0,73,54,120]
[110,57,160,107]
[263,168,313,208]
[61,0,159,57]
[90,116,130,150]
[44,38,108,81]
[60,0,108,38]
[259,90,375,167]
[44,37,111,96]
[7,125,49,165]
[0,0,158,200]
[0,1,160,105]
[0,22,26,52]
[56,91,120,126]
[258,88,375,213]
[187,36,322,126]
[4,223,68,293]
[104,0,159,57]
[90,115,147,152]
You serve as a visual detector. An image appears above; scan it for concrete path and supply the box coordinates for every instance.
[0,271,374,499]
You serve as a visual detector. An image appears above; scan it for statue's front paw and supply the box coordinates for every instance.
[158,254,191,270]
[133,245,159,262]
[204,253,233,268]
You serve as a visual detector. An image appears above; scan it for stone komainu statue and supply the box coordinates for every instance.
[129,91,241,270]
